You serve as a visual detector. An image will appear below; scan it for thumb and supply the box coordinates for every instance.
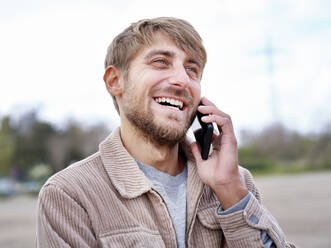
[190,142,203,163]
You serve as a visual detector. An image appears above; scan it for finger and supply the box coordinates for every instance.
[198,105,230,120]
[212,132,219,140]
[198,97,235,136]
[206,115,237,148]
[199,97,231,122]
[198,106,234,132]
[212,132,222,150]
[201,97,216,107]
[201,114,234,136]
[211,132,220,145]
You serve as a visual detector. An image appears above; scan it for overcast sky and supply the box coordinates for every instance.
[1,0,331,136]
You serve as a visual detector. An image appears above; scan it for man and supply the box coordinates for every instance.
[37,17,295,247]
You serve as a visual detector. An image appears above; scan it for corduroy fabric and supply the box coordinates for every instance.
[37,127,296,248]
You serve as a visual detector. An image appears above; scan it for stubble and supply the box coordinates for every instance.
[122,80,197,147]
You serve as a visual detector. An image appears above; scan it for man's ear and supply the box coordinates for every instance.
[103,66,123,96]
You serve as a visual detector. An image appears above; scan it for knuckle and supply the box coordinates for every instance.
[232,137,238,146]
[224,113,231,120]
[223,117,231,124]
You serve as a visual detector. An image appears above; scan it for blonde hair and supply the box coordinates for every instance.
[104,17,207,113]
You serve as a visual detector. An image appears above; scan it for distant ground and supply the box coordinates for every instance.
[255,171,331,248]
[0,171,330,248]
[0,194,37,248]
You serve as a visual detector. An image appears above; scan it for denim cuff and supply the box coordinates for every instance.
[217,192,251,215]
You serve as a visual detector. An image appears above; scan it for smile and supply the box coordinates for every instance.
[154,97,184,111]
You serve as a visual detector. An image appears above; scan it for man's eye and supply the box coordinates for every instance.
[186,67,197,73]
[186,67,199,77]
[153,59,167,65]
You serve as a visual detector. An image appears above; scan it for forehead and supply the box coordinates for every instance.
[134,32,199,63]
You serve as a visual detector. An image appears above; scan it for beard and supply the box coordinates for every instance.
[122,81,197,147]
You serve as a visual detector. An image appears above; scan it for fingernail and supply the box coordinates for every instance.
[201,116,208,121]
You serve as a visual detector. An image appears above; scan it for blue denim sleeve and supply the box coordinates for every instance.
[217,192,276,248]
[216,192,251,215]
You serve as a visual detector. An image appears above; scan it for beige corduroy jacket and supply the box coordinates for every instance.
[37,127,295,248]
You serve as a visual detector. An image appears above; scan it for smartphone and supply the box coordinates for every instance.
[193,102,213,160]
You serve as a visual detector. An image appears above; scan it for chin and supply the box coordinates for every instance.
[151,121,189,145]
[156,117,187,132]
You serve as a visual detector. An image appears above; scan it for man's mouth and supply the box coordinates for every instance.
[154,97,184,111]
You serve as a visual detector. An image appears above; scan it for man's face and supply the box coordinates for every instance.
[120,32,202,146]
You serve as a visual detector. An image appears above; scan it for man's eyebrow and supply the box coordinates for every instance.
[144,50,175,60]
[187,58,202,69]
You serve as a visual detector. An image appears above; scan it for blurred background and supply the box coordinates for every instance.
[0,0,330,247]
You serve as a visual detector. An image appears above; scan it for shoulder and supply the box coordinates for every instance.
[39,151,107,200]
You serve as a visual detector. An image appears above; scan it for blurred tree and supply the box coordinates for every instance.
[240,123,314,161]
[238,146,275,172]
[0,109,110,179]
[308,124,331,169]
[239,121,331,173]
[47,120,109,173]
[12,110,56,179]
[0,116,15,176]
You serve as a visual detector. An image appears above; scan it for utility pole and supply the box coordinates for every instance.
[260,36,279,122]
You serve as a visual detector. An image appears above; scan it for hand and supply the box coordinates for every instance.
[190,97,248,210]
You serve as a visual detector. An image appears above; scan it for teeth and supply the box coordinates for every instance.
[155,97,184,110]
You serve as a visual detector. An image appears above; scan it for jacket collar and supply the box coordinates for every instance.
[99,127,204,205]
[99,127,152,199]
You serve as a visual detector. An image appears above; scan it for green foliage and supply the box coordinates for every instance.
[238,146,276,172]
[239,122,331,174]
[12,112,56,178]
[0,109,110,180]
[0,117,15,176]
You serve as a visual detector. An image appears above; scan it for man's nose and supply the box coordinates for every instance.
[168,66,190,88]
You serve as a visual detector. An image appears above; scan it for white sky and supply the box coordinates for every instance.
[1,0,331,137]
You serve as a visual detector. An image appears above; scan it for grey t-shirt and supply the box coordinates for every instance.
[136,161,187,248]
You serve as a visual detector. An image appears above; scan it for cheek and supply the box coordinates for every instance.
[138,71,165,92]
[190,82,201,102]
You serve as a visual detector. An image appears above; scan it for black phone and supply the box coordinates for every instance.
[193,102,213,160]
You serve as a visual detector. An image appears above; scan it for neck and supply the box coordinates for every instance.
[120,118,184,176]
